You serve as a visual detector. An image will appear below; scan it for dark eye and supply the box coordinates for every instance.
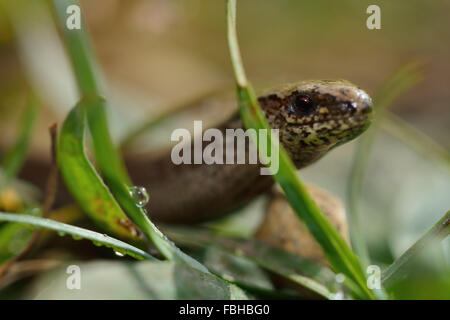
[288,94,315,116]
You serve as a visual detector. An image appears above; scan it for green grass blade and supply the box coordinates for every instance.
[0,212,156,261]
[57,103,140,243]
[0,216,36,264]
[52,0,209,273]
[226,0,374,299]
[52,0,102,97]
[166,226,336,299]
[1,95,38,187]
[347,63,422,267]
[381,112,450,172]
[382,211,450,287]
[0,95,40,262]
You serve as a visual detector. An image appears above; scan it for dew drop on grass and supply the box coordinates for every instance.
[329,273,346,300]
[335,273,345,284]
[114,251,125,257]
[93,241,102,247]
[57,231,66,237]
[330,291,344,300]
[128,186,149,207]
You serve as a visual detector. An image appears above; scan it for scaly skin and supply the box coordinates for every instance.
[127,80,373,223]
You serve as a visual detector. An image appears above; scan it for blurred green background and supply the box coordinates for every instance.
[0,0,448,299]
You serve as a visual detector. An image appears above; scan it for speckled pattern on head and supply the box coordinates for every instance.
[258,80,373,167]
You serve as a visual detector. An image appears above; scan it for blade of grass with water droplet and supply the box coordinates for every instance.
[52,0,209,273]
[0,212,156,261]
[57,103,142,244]
[83,96,210,273]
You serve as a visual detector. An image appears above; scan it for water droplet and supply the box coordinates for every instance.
[129,186,149,207]
[335,273,345,284]
[114,251,125,257]
[329,273,346,300]
[330,291,344,300]
[57,231,66,237]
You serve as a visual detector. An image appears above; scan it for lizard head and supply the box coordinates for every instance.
[258,80,373,167]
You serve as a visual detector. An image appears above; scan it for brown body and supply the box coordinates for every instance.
[127,116,272,223]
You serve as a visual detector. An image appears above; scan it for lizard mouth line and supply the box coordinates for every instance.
[288,113,371,129]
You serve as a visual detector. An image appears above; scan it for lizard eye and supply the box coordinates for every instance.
[288,94,315,116]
